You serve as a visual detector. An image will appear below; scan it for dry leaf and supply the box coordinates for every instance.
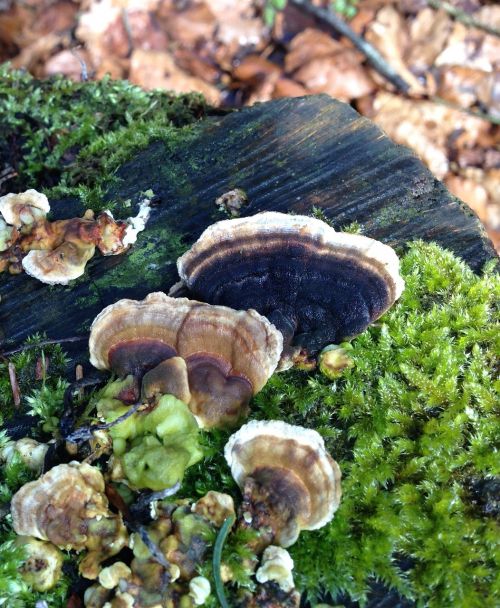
[44,49,92,80]
[285,29,343,74]
[372,92,491,179]
[365,5,425,94]
[129,48,220,105]
[407,8,452,74]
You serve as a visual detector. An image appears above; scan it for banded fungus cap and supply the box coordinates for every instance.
[0,190,50,228]
[224,420,341,547]
[177,212,404,361]
[89,293,283,428]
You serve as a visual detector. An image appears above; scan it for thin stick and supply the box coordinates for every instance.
[2,336,87,357]
[289,0,411,93]
[8,362,21,408]
[75,364,84,399]
[427,0,500,38]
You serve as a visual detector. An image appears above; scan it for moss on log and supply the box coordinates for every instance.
[0,73,496,357]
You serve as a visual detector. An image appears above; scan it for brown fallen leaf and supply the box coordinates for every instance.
[272,77,308,99]
[365,5,425,94]
[285,28,344,74]
[157,1,215,48]
[437,66,498,112]
[233,54,281,86]
[129,48,220,105]
[407,8,452,74]
[44,49,92,81]
[372,92,491,179]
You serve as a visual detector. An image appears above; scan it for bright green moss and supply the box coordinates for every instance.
[0,65,206,213]
[183,241,500,607]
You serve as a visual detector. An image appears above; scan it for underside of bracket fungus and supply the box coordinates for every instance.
[0,190,151,283]
[11,462,128,579]
[177,212,404,363]
[224,420,342,548]
[89,292,283,428]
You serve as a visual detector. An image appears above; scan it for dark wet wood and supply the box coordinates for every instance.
[0,95,496,360]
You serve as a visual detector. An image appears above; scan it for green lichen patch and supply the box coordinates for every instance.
[0,65,207,212]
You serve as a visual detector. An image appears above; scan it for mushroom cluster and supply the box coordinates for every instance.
[89,292,283,429]
[84,492,235,607]
[0,189,152,283]
[177,212,404,365]
[7,209,405,605]
[11,462,128,579]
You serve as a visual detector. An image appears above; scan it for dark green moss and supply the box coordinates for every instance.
[0,65,207,212]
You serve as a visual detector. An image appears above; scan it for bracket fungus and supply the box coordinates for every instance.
[10,462,128,579]
[177,212,404,364]
[89,292,283,428]
[224,420,341,548]
[0,189,50,228]
[0,190,152,283]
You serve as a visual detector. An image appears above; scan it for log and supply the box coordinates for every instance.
[0,95,496,359]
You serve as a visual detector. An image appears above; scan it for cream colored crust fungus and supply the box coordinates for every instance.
[225,420,342,547]
[89,293,283,428]
[22,241,96,285]
[0,189,50,228]
[177,212,404,363]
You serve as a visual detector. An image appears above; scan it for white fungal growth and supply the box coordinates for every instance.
[189,576,211,605]
[256,545,295,592]
[122,197,152,247]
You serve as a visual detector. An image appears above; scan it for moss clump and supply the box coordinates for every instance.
[184,242,500,607]
[0,65,207,212]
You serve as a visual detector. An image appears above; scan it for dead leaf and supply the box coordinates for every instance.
[44,49,92,80]
[272,77,308,99]
[437,66,498,113]
[285,29,344,74]
[129,48,220,105]
[365,5,425,94]
[372,92,491,179]
[407,8,452,74]
[233,55,281,85]
[157,1,216,48]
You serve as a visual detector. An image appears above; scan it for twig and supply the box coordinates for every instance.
[75,364,84,399]
[8,362,21,408]
[427,0,500,38]
[289,0,410,93]
[2,336,88,357]
[70,48,89,82]
[64,400,146,443]
[431,96,500,125]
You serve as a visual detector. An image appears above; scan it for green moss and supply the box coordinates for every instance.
[184,242,500,607]
[1,241,498,606]
[0,65,207,213]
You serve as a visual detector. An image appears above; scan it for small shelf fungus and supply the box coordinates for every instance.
[89,292,283,428]
[0,190,152,283]
[84,497,222,607]
[10,462,128,579]
[15,536,64,592]
[224,420,342,549]
[177,212,404,365]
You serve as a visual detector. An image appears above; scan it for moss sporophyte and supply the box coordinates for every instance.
[1,241,498,607]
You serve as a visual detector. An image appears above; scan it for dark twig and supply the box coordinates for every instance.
[2,336,87,357]
[427,0,500,38]
[129,482,181,523]
[8,362,21,407]
[70,48,89,82]
[64,400,145,443]
[136,525,171,569]
[289,0,410,93]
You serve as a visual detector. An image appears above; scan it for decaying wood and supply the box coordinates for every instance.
[0,96,496,364]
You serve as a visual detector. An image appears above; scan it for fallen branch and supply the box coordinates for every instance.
[427,0,500,38]
[289,0,411,93]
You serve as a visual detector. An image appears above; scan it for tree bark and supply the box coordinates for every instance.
[0,95,496,360]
